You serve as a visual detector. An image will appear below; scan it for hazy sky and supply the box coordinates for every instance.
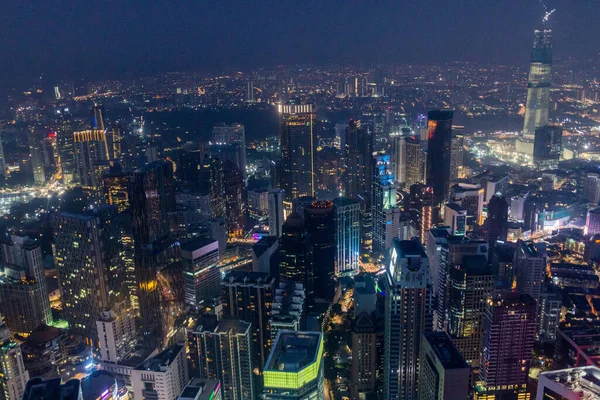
[0,0,597,81]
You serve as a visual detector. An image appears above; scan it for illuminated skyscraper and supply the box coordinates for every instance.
[371,154,397,256]
[351,313,377,399]
[73,129,110,190]
[384,238,433,400]
[182,239,220,309]
[486,193,509,246]
[333,197,361,275]
[404,136,424,188]
[268,189,285,238]
[426,110,453,222]
[447,255,494,370]
[212,123,246,178]
[279,103,317,201]
[221,271,275,374]
[584,173,600,205]
[53,206,124,345]
[222,160,247,237]
[278,212,314,300]
[128,161,179,346]
[195,317,255,400]
[522,12,554,141]
[263,331,324,400]
[56,111,76,185]
[28,127,46,186]
[475,293,536,400]
[344,120,373,199]
[533,125,562,171]
[515,240,547,304]
[450,133,464,180]
[0,234,52,336]
[0,322,29,400]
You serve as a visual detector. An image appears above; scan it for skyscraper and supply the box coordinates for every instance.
[28,127,46,186]
[268,189,285,238]
[584,173,600,205]
[73,129,110,190]
[371,154,398,256]
[222,160,247,237]
[182,239,220,309]
[263,331,324,400]
[404,136,424,188]
[195,317,255,400]
[53,206,124,345]
[384,238,433,400]
[515,240,547,304]
[96,300,136,365]
[221,271,275,374]
[344,119,373,200]
[279,103,317,201]
[426,110,453,222]
[0,322,29,400]
[587,208,600,236]
[447,255,494,370]
[450,133,464,181]
[212,123,246,178]
[333,197,361,275]
[420,332,470,400]
[522,12,554,141]
[486,193,509,245]
[533,125,562,171]
[390,134,406,185]
[305,201,336,300]
[476,293,537,400]
[351,313,377,399]
[131,345,189,400]
[278,212,314,300]
[128,161,179,345]
[0,233,52,336]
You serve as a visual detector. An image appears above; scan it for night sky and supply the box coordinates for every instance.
[1,0,597,81]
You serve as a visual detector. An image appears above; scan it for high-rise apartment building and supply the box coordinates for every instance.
[279,103,317,201]
[212,123,246,178]
[269,281,305,341]
[53,206,124,345]
[221,271,275,373]
[476,293,537,400]
[390,134,406,185]
[333,197,361,275]
[131,345,188,400]
[587,208,600,236]
[28,127,46,186]
[182,239,220,309]
[420,332,470,400]
[384,238,433,400]
[584,173,600,205]
[372,154,397,256]
[533,125,562,171]
[96,300,136,365]
[222,160,247,237]
[447,255,494,370]
[426,110,453,222]
[263,331,324,400]
[0,322,29,400]
[195,318,254,400]
[0,233,52,335]
[515,240,547,304]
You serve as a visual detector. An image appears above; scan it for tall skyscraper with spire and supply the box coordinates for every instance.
[519,10,554,156]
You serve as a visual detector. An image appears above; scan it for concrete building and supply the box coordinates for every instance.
[182,239,220,309]
[178,379,222,400]
[584,174,600,205]
[420,331,470,400]
[270,281,305,341]
[537,366,600,400]
[0,322,29,400]
[268,189,285,238]
[263,331,324,400]
[443,203,467,236]
[252,236,279,274]
[515,240,547,304]
[351,313,377,399]
[96,300,136,365]
[23,378,82,400]
[131,345,188,400]
[586,207,600,236]
[384,239,433,400]
[195,318,254,400]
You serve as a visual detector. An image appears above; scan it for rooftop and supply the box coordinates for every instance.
[394,238,427,258]
[81,370,117,400]
[266,331,322,373]
[539,367,600,397]
[424,331,468,369]
[222,270,275,286]
[253,236,279,259]
[23,378,81,400]
[178,379,221,400]
[136,345,183,372]
[180,238,218,252]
